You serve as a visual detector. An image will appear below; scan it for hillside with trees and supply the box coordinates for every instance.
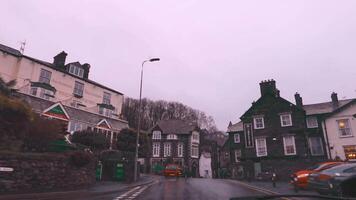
[122,97,218,132]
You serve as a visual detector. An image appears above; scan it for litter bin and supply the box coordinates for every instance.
[115,163,124,181]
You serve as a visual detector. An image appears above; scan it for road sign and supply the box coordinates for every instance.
[0,167,14,172]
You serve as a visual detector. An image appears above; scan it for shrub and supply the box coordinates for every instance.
[0,95,33,151]
[69,151,92,167]
[23,115,64,152]
[70,130,110,151]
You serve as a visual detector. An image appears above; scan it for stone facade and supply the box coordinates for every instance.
[0,152,95,194]
[227,80,328,180]
[148,120,200,177]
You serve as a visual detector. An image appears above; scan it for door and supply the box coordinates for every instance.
[254,162,261,178]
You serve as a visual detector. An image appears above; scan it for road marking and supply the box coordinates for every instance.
[113,181,157,200]
[114,186,141,200]
[228,180,293,200]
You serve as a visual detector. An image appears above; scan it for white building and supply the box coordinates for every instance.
[303,92,356,161]
[0,43,128,145]
[199,152,212,178]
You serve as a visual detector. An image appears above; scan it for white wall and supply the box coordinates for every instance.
[325,103,356,160]
[0,52,124,118]
[199,153,212,178]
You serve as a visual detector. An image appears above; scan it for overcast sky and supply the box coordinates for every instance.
[1,0,356,130]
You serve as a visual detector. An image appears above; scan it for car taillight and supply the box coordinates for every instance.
[318,174,332,181]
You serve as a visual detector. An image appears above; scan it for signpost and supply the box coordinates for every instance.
[0,167,14,172]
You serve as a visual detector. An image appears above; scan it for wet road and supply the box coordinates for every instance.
[134,177,266,200]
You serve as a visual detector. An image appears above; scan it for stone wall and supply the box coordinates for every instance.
[0,151,95,194]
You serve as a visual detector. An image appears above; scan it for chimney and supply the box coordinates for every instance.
[331,92,339,108]
[259,79,277,96]
[53,51,67,68]
[295,92,303,107]
[82,63,91,79]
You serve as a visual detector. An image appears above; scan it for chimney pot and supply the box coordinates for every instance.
[259,79,277,96]
[53,51,67,68]
[295,92,303,107]
[331,92,339,107]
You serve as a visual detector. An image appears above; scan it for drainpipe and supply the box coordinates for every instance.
[322,120,332,159]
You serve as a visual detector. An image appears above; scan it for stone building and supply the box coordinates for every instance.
[227,80,327,180]
[147,119,200,177]
[0,43,128,148]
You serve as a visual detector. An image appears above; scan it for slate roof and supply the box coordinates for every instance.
[16,93,128,130]
[0,43,22,56]
[227,121,243,132]
[152,119,198,134]
[303,99,355,115]
[0,43,123,95]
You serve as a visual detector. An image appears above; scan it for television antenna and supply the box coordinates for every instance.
[19,40,26,54]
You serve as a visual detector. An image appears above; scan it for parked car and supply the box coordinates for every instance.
[290,161,343,189]
[163,164,182,177]
[308,163,356,197]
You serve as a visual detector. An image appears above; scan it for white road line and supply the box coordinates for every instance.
[113,186,142,200]
[113,180,159,200]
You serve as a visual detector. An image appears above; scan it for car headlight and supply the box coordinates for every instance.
[297,174,309,178]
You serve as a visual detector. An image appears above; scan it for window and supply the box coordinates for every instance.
[178,143,183,157]
[164,143,171,157]
[73,81,84,97]
[307,117,318,128]
[39,69,52,84]
[255,138,267,157]
[167,134,177,140]
[152,143,160,157]
[283,136,296,155]
[337,119,352,137]
[344,145,356,160]
[234,133,240,143]
[39,88,53,100]
[103,92,111,104]
[30,87,37,96]
[308,137,324,156]
[235,149,241,162]
[253,117,265,129]
[152,131,161,140]
[191,144,199,158]
[192,132,199,142]
[99,107,113,117]
[69,121,82,133]
[69,64,84,78]
[280,114,292,127]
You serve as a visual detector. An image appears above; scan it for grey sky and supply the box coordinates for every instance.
[1,0,356,130]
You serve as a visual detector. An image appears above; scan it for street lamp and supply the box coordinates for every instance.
[134,57,160,182]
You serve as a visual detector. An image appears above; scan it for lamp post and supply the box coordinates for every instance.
[134,58,160,182]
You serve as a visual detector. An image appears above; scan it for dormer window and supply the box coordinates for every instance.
[69,64,84,78]
[97,103,116,118]
[30,81,56,100]
[152,131,161,140]
[167,134,177,140]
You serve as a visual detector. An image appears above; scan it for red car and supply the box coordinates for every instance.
[291,162,343,189]
[163,164,182,177]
